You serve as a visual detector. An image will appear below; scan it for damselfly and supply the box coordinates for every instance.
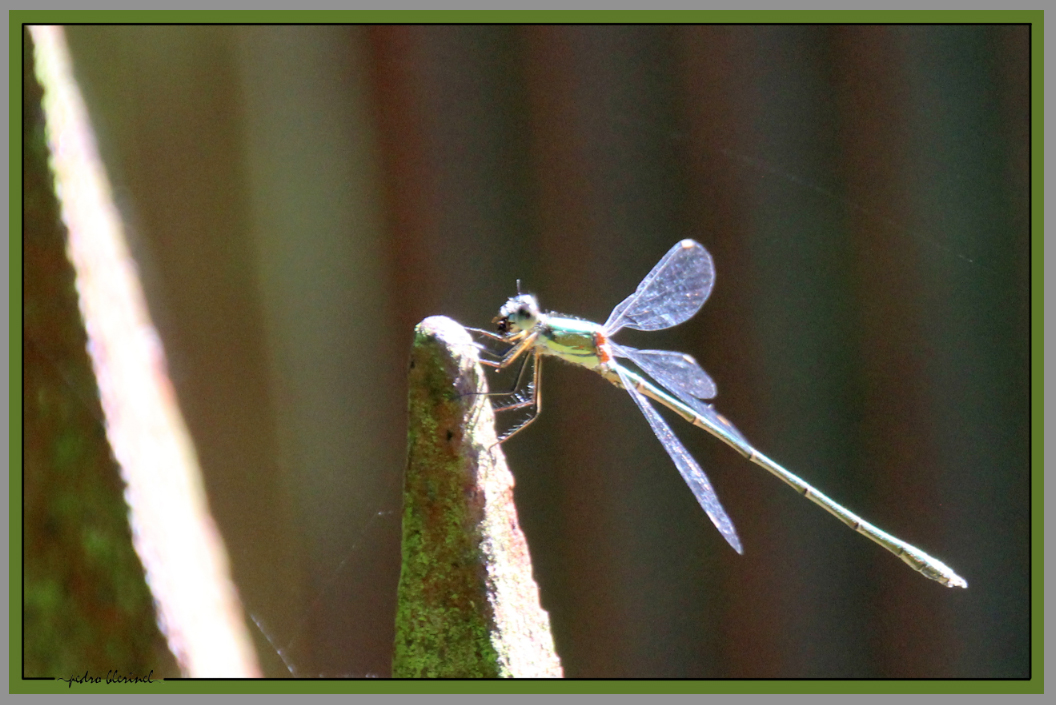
[469,239,967,588]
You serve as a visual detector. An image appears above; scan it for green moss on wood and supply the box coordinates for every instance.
[393,323,501,678]
[393,318,563,679]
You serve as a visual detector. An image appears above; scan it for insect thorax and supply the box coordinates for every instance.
[537,316,605,369]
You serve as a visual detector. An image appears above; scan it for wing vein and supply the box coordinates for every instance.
[615,366,742,554]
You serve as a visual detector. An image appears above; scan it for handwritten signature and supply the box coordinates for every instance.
[57,670,155,688]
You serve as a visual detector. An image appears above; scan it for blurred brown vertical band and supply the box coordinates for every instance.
[368,27,439,339]
[678,25,788,676]
[832,26,947,675]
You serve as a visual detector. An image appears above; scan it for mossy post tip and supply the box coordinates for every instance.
[394,315,563,678]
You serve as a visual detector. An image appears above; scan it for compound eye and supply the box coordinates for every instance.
[518,306,530,318]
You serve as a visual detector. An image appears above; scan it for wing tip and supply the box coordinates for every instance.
[729,535,744,555]
[715,521,743,554]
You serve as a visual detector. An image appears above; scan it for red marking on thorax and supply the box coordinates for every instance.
[593,331,613,364]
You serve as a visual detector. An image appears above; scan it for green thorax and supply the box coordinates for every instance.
[536,314,605,369]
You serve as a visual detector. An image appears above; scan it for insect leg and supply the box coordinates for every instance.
[494,351,543,444]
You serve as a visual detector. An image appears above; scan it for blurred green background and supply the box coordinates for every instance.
[35,24,1029,678]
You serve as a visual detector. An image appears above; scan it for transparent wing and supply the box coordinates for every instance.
[615,366,742,554]
[686,400,753,458]
[603,239,715,335]
[609,343,717,400]
[610,342,752,455]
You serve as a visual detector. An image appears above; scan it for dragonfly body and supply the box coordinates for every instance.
[535,314,607,369]
[472,239,967,588]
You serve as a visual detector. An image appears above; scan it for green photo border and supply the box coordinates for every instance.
[9,9,1044,694]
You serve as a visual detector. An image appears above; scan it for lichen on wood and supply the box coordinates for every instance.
[393,316,562,678]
